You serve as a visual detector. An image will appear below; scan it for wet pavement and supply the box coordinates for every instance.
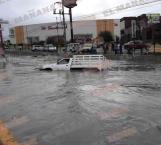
[0,55,161,145]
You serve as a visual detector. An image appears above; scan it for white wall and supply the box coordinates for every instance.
[131,20,137,38]
[114,19,121,39]
[120,20,125,31]
[23,20,97,42]
[10,19,121,44]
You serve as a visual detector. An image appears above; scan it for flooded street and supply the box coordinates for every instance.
[1,55,161,145]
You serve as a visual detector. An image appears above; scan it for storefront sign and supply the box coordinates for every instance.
[62,0,77,8]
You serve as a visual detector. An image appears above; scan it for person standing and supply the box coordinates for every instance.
[111,42,115,52]
[119,42,123,54]
[114,43,119,54]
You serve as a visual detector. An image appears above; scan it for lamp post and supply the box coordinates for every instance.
[62,0,77,43]
[54,1,67,44]
[0,24,3,48]
[62,1,67,43]
[69,8,74,42]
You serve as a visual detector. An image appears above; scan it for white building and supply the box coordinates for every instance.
[9,19,120,44]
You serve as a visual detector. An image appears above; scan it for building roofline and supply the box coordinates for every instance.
[120,17,137,22]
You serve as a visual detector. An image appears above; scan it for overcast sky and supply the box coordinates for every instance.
[0,0,161,38]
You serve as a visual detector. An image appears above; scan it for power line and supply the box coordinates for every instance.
[12,0,161,33]
[72,0,161,21]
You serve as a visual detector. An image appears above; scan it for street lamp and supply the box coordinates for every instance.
[53,1,67,44]
[62,0,77,43]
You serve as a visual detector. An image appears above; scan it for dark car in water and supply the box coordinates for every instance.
[124,40,150,54]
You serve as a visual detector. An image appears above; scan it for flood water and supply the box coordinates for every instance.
[0,55,161,145]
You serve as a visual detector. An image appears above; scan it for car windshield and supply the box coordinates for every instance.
[57,59,70,64]
[1,1,161,145]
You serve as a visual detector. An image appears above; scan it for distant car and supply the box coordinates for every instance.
[80,43,93,54]
[65,43,80,53]
[124,40,149,54]
[44,44,57,52]
[80,43,97,54]
[32,45,44,51]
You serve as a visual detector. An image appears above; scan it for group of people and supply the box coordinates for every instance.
[103,42,123,55]
[111,42,123,54]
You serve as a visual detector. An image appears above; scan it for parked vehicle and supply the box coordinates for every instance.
[124,40,149,54]
[44,44,57,52]
[32,45,44,51]
[40,55,108,71]
[65,43,80,53]
[80,43,97,54]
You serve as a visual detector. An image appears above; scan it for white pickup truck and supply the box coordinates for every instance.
[40,55,108,71]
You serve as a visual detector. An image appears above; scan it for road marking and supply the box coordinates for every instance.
[107,127,138,143]
[0,121,20,145]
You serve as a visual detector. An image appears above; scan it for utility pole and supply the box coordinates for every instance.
[69,8,74,42]
[152,24,155,54]
[62,0,77,43]
[62,1,66,44]
[54,0,77,43]
[0,24,3,48]
[54,1,67,45]
[56,17,59,48]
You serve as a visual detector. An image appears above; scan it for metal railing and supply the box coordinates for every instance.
[71,55,107,70]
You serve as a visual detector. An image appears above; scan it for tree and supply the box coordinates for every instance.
[99,31,113,43]
[99,31,113,54]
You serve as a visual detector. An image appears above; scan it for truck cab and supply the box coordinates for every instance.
[41,58,72,71]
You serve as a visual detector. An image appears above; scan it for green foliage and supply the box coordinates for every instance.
[99,31,113,43]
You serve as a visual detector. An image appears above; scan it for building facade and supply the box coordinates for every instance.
[120,17,137,43]
[9,19,120,45]
[120,14,161,43]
